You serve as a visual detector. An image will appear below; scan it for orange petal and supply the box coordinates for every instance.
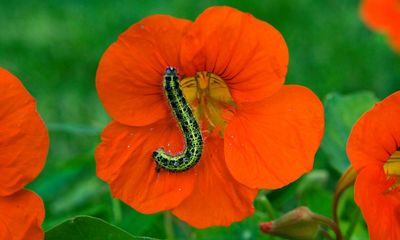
[180,6,288,103]
[388,28,400,52]
[347,91,400,171]
[0,189,45,240]
[95,120,196,213]
[224,85,324,189]
[0,68,49,196]
[360,0,400,31]
[172,137,257,228]
[96,16,192,126]
[354,165,400,240]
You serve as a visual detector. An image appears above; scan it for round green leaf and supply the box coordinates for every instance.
[45,216,158,240]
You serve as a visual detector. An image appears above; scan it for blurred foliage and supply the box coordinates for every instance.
[321,91,378,172]
[0,0,399,239]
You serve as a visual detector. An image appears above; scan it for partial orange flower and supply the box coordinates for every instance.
[0,68,49,239]
[96,6,324,228]
[360,0,400,52]
[347,91,400,239]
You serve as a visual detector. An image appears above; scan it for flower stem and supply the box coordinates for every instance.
[111,198,122,225]
[319,227,335,240]
[258,193,276,219]
[164,212,175,240]
[312,213,343,240]
[333,166,357,223]
[265,198,276,220]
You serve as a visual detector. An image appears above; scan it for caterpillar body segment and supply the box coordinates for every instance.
[152,67,203,172]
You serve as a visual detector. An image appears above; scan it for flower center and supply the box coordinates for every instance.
[384,150,400,193]
[180,72,235,138]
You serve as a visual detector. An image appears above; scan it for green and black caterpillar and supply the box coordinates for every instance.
[152,67,203,172]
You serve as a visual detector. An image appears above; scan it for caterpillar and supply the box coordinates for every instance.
[152,67,203,172]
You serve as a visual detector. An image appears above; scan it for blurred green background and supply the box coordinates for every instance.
[1,0,399,239]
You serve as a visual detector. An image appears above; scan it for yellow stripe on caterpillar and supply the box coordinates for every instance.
[152,67,204,172]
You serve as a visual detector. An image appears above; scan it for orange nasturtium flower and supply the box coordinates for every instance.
[0,68,49,240]
[347,91,400,239]
[0,68,49,239]
[360,0,400,52]
[96,6,324,228]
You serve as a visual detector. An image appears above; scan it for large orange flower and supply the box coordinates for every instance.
[96,6,324,228]
[0,68,49,239]
[347,91,400,239]
[360,0,400,52]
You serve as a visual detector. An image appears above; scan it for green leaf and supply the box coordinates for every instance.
[45,216,158,240]
[321,91,378,172]
[118,203,164,237]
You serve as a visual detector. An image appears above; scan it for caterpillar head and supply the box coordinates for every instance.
[165,66,178,77]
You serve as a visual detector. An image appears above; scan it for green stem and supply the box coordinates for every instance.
[312,213,343,240]
[258,193,276,219]
[111,198,122,225]
[333,166,357,224]
[164,212,175,240]
[264,197,276,219]
[319,227,335,240]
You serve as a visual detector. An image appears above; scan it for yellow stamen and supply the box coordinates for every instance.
[384,151,400,176]
[384,151,400,192]
[180,72,235,137]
